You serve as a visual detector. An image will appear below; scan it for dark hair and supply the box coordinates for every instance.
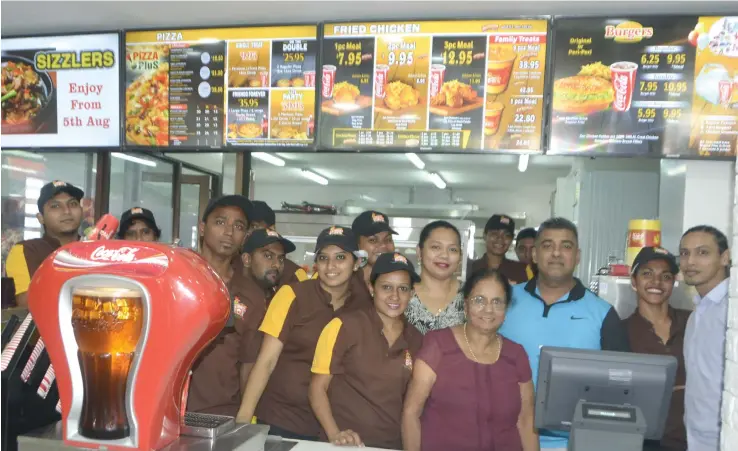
[682,225,729,254]
[537,217,578,242]
[463,269,513,306]
[418,220,461,249]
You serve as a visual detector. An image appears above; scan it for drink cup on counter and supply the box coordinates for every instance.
[429,64,446,98]
[304,70,316,88]
[375,64,390,99]
[487,46,517,94]
[72,287,144,440]
[322,65,337,99]
[610,62,639,112]
[484,102,505,136]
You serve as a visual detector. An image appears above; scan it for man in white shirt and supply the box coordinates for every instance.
[680,225,731,451]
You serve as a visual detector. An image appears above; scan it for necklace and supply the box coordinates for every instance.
[464,323,502,363]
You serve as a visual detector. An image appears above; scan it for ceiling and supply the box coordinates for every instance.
[3,1,735,36]
[253,153,575,189]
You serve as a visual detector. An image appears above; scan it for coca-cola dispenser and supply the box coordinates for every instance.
[18,240,269,451]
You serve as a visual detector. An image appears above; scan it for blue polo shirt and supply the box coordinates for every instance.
[499,278,630,449]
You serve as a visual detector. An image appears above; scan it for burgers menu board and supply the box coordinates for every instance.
[1,33,120,148]
[320,20,549,152]
[549,16,738,158]
[125,26,317,149]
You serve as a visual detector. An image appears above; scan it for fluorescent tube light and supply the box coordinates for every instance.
[518,154,529,172]
[301,169,329,185]
[405,153,426,169]
[428,172,447,189]
[252,152,286,167]
[111,152,157,168]
[2,164,38,175]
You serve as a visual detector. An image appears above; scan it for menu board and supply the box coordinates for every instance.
[320,20,549,152]
[549,16,738,158]
[125,26,317,149]
[1,33,120,148]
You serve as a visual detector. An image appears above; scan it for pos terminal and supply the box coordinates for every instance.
[535,347,677,451]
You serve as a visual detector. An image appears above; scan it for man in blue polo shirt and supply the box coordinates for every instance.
[499,217,630,450]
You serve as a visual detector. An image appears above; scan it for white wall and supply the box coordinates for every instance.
[723,163,738,450]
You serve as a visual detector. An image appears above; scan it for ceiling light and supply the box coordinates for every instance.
[2,150,45,160]
[301,169,329,185]
[111,152,157,168]
[428,172,447,190]
[2,164,38,175]
[252,152,285,167]
[359,194,377,202]
[518,154,529,172]
[405,153,425,169]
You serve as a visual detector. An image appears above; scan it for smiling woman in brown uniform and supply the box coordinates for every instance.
[310,251,423,449]
[235,226,364,440]
[350,210,397,302]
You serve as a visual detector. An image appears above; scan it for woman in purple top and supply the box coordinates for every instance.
[402,269,538,451]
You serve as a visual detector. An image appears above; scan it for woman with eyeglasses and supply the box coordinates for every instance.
[402,269,538,451]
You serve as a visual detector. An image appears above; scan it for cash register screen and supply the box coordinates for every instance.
[534,347,677,440]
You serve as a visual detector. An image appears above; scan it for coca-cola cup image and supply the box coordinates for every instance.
[429,64,446,98]
[719,80,733,106]
[304,70,316,88]
[322,65,337,99]
[610,62,639,112]
[375,64,390,99]
[259,71,269,88]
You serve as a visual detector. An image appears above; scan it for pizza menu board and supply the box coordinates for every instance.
[1,33,120,148]
[549,16,738,158]
[319,20,548,152]
[125,26,317,149]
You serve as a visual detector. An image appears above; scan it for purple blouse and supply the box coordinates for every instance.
[417,327,532,451]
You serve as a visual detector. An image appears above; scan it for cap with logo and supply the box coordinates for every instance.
[315,226,358,254]
[370,251,421,284]
[37,180,84,212]
[631,246,680,276]
[243,228,296,254]
[202,195,253,223]
[117,207,161,239]
[484,214,515,236]
[251,200,276,227]
[352,210,397,237]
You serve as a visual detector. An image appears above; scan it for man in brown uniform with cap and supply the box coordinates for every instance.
[186,195,252,416]
[117,207,161,242]
[6,180,83,307]
[350,210,397,305]
[469,214,529,284]
[247,200,309,285]
[236,228,296,388]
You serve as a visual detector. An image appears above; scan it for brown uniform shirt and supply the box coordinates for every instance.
[234,273,274,364]
[256,279,366,437]
[6,235,68,295]
[281,258,309,286]
[624,307,690,451]
[468,255,531,284]
[349,269,373,307]
[312,309,423,449]
[187,273,256,416]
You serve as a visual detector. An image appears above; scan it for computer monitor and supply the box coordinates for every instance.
[535,347,677,441]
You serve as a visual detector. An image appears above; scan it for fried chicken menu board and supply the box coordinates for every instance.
[1,33,120,148]
[549,16,738,158]
[125,26,317,149]
[319,20,548,152]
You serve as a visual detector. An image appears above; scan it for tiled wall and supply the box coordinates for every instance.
[722,167,738,449]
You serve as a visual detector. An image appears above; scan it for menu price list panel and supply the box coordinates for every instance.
[319,20,548,152]
[549,16,738,158]
[125,26,317,149]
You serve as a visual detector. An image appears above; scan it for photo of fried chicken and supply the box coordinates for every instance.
[384,81,420,111]
[333,81,361,104]
[431,80,479,108]
[271,125,308,140]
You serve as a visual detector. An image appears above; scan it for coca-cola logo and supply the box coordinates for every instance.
[322,73,333,97]
[430,73,440,94]
[91,246,139,263]
[613,74,628,107]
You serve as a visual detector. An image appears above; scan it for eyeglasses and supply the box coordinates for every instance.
[468,296,506,310]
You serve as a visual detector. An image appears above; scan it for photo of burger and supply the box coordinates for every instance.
[552,62,614,114]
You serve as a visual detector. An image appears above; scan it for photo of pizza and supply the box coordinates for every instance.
[125,62,169,146]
